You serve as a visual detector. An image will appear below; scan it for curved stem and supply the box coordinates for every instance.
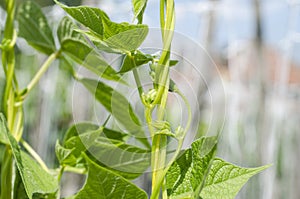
[25,52,59,95]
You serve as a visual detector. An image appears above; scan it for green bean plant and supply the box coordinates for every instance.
[0,0,270,198]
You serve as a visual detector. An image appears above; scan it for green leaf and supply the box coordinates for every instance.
[200,158,271,199]
[132,0,148,24]
[0,114,58,199]
[57,17,121,81]
[61,125,150,179]
[119,50,153,73]
[80,78,149,148]
[166,136,217,199]
[73,154,148,199]
[17,1,56,54]
[13,169,28,199]
[0,114,8,144]
[55,141,77,166]
[60,124,149,179]
[63,123,127,144]
[55,0,148,52]
[87,136,150,179]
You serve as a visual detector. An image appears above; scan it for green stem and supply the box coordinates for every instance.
[1,1,16,198]
[0,148,13,199]
[57,166,65,183]
[63,166,86,174]
[24,52,59,96]
[151,1,175,198]
[20,139,50,173]
[132,68,144,99]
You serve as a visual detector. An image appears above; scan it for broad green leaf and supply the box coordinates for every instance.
[73,154,148,199]
[101,20,148,52]
[132,0,148,24]
[166,136,217,199]
[200,158,271,199]
[17,1,56,54]
[119,50,153,73]
[57,17,121,81]
[0,114,58,199]
[80,78,149,148]
[55,0,148,52]
[87,136,151,179]
[61,126,149,179]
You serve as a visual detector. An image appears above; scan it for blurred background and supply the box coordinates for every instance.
[1,0,300,198]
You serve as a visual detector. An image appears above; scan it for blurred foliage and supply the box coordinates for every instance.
[0,0,82,8]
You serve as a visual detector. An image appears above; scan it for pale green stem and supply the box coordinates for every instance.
[133,68,144,99]
[20,139,50,173]
[64,166,86,174]
[25,52,58,95]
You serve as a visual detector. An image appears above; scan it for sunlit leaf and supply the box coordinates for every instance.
[166,136,217,199]
[57,17,121,81]
[55,0,148,52]
[199,158,271,199]
[17,1,56,54]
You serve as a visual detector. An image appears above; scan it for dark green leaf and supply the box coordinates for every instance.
[17,1,56,54]
[119,50,153,73]
[0,114,58,199]
[13,169,29,199]
[57,17,121,81]
[80,78,149,148]
[55,0,148,52]
[200,158,271,199]
[132,0,148,24]
[166,136,217,199]
[169,60,179,66]
[73,154,148,199]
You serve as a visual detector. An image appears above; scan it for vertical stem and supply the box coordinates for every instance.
[151,0,175,198]
[1,0,16,198]
[0,148,13,199]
